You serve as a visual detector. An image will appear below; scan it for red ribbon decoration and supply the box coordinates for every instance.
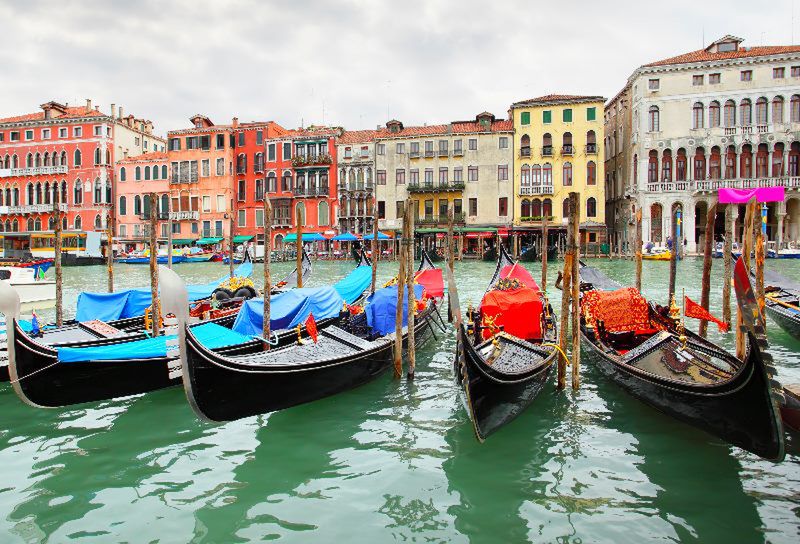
[684,296,729,332]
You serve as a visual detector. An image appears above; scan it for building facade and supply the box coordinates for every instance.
[617,35,800,252]
[604,85,634,250]
[115,151,171,249]
[511,95,606,242]
[336,130,376,236]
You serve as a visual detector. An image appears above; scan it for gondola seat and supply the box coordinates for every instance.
[582,287,650,333]
[480,287,543,341]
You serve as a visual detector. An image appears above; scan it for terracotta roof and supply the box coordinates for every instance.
[511,94,605,107]
[117,151,168,163]
[0,106,107,124]
[339,129,388,144]
[284,126,342,138]
[644,45,800,67]
[372,118,512,139]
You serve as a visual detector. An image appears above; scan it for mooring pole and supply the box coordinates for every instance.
[668,204,678,303]
[558,203,574,390]
[736,200,757,359]
[635,208,642,292]
[446,205,455,323]
[722,204,733,325]
[263,197,272,345]
[371,205,379,294]
[394,205,408,378]
[569,192,581,390]
[699,203,717,337]
[167,199,174,269]
[295,207,303,288]
[541,217,548,290]
[149,193,160,337]
[53,188,63,326]
[755,202,767,318]
[229,212,235,279]
[106,206,114,292]
[406,199,416,380]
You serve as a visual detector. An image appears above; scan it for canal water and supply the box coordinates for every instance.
[1,257,798,543]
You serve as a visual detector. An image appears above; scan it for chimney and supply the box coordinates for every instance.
[232,117,239,129]
[85,98,92,113]
[124,150,128,158]
[111,104,116,119]
[95,106,99,112]
[118,106,124,120]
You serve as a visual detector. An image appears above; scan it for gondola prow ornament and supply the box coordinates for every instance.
[157,265,190,408]
[0,280,22,390]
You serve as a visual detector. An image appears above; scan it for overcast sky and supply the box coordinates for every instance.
[1,0,798,136]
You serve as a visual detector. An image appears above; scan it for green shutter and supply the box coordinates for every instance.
[543,110,552,124]
[587,107,596,121]
[520,111,530,125]
[563,109,573,122]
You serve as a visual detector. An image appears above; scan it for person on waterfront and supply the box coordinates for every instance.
[645,240,654,253]
[666,236,673,250]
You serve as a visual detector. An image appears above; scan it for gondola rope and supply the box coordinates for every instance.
[8,360,61,384]
[541,342,570,367]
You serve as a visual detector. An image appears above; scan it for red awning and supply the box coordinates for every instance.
[465,232,494,239]
[498,228,510,237]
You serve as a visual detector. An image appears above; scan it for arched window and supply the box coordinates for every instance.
[105,182,111,203]
[119,195,127,215]
[94,148,102,165]
[12,219,18,232]
[542,133,552,154]
[724,100,736,127]
[45,152,52,167]
[586,197,597,218]
[266,172,277,194]
[661,149,672,182]
[134,195,142,215]
[74,215,82,230]
[161,165,167,179]
[562,132,573,153]
[26,183,34,204]
[692,102,704,129]
[756,97,768,125]
[61,181,67,205]
[94,214,102,230]
[543,198,552,217]
[725,145,737,179]
[12,154,19,168]
[694,147,706,179]
[521,165,530,186]
[318,201,330,226]
[74,149,82,167]
[532,164,542,186]
[741,144,753,178]
[237,153,247,173]
[648,106,659,132]
[34,217,41,231]
[145,166,151,180]
[60,151,67,167]
[48,216,55,230]
[26,218,34,232]
[282,171,292,192]
[587,161,596,185]
[542,163,552,184]
[648,150,658,183]
[756,144,769,177]
[792,95,800,122]
[562,162,572,186]
[709,101,721,127]
[160,193,169,214]
[94,179,102,203]
[562,198,570,219]
[43,182,50,205]
[532,198,542,217]
[26,153,33,168]
[773,142,785,177]
[586,130,596,152]
[152,165,159,180]
[709,146,722,180]
[13,186,19,206]
[521,134,531,156]
[295,202,306,225]
[135,166,141,180]
[740,99,752,126]
[34,153,41,167]
[120,167,127,181]
[142,194,151,217]
[296,173,306,192]
[677,148,688,181]
[789,142,800,176]
[773,96,785,123]
[35,182,42,204]
[106,150,111,166]
[521,198,531,217]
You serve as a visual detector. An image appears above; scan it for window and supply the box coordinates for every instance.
[692,75,704,86]
[120,167,127,182]
[498,197,508,217]
[410,169,419,184]
[792,95,800,122]
[216,157,224,176]
[377,170,386,185]
[756,97,768,125]
[267,143,276,161]
[587,107,596,121]
[213,134,223,149]
[741,70,753,81]
[135,166,141,180]
[23,130,33,141]
[724,100,736,126]
[709,73,721,84]
[497,164,508,181]
[648,151,658,182]
[410,142,420,156]
[453,167,463,182]
[283,142,291,159]
[773,96,785,123]
[542,110,552,124]
[424,169,434,184]
[58,127,67,138]
[344,147,352,159]
[256,130,263,145]
[238,179,246,201]
[238,132,245,146]
[740,99,752,126]
[438,140,448,155]
[203,195,211,212]
[774,67,785,79]
[563,109,572,123]
[587,197,597,218]
[217,195,225,212]
[648,78,660,90]
[202,159,210,177]
[469,198,477,217]
[468,166,478,181]
[238,209,246,227]
[439,168,448,184]
[709,101,721,127]
[74,149,82,167]
[169,138,181,151]
[10,131,19,141]
[425,141,434,156]
[453,140,462,154]
[396,169,405,184]
[587,161,596,185]
[648,106,659,132]
[144,166,151,180]
[468,138,477,150]
[499,137,508,149]
[377,200,386,219]
[692,102,704,129]
[396,201,405,219]
[396,143,405,154]
[42,129,50,140]
[563,162,572,186]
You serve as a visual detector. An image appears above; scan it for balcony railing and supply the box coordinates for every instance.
[293,186,330,197]
[201,229,225,238]
[0,165,68,178]
[416,213,466,225]
[292,154,332,168]
[407,181,466,193]
[519,148,532,158]
[0,203,68,215]
[424,150,435,158]
[518,185,555,196]
[452,148,464,157]
[643,176,800,193]
[272,217,292,227]
[338,182,374,192]
[585,144,597,154]
[438,149,449,157]
[541,146,553,157]
[756,124,769,134]
[169,211,199,220]
[724,127,737,135]
[409,150,421,158]
[561,145,574,156]
[519,215,556,223]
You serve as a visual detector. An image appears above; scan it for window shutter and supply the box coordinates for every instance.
[563,109,572,122]
[587,107,596,121]
[543,110,552,124]
[520,112,530,125]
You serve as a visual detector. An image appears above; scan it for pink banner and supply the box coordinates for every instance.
[718,187,785,204]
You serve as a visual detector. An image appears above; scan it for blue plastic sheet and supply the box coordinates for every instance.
[75,261,253,321]
[365,284,424,337]
[333,265,372,304]
[232,286,345,336]
[57,322,251,363]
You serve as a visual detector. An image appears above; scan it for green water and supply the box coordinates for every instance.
[1,258,799,543]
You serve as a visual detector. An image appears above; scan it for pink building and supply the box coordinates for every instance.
[115,151,170,251]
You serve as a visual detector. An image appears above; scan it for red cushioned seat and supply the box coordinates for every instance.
[583,288,651,333]
[480,287,543,341]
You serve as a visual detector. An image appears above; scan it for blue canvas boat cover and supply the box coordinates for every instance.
[232,285,344,336]
[57,322,251,363]
[365,284,424,337]
[333,265,372,304]
[74,261,253,321]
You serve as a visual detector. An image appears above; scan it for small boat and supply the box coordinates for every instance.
[116,254,187,264]
[642,249,672,261]
[167,255,442,423]
[183,250,215,263]
[272,249,313,292]
[578,260,784,461]
[762,269,800,341]
[0,265,55,311]
[454,244,559,441]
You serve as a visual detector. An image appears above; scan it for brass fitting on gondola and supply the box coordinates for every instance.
[668,295,688,350]
[296,324,306,345]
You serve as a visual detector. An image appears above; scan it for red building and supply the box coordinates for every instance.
[0,99,163,258]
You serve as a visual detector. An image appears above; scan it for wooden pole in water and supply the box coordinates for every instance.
[394,205,408,378]
[634,208,642,292]
[295,207,303,288]
[668,204,678,303]
[569,192,581,390]
[167,200,173,269]
[447,205,455,322]
[263,197,272,344]
[53,187,63,326]
[229,211,235,279]
[106,204,114,292]
[558,209,574,391]
[541,218,548,290]
[699,203,717,337]
[722,204,733,325]
[371,204,379,294]
[406,199,416,380]
[755,203,766,318]
[149,193,160,337]
[736,200,757,359]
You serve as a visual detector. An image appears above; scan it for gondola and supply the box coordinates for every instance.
[761,268,800,341]
[273,248,313,292]
[168,255,443,423]
[578,260,784,461]
[453,244,559,441]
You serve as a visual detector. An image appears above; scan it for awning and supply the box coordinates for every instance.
[455,227,498,234]
[465,232,495,239]
[332,232,360,241]
[196,237,223,245]
[283,232,329,243]
[233,235,253,243]
[170,238,196,245]
[416,228,447,234]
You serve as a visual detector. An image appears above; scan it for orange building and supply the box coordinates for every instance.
[115,151,170,251]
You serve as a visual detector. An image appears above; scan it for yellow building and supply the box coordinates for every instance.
[511,94,606,244]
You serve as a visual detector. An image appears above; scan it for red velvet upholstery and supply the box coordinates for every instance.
[499,264,540,292]
[415,269,444,299]
[583,288,650,333]
[480,287,543,341]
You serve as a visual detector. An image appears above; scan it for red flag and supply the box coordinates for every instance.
[305,312,318,343]
[684,296,729,332]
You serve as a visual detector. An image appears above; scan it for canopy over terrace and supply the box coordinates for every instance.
[283,232,329,243]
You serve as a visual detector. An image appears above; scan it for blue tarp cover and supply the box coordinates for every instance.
[333,265,372,305]
[74,261,253,321]
[232,286,344,336]
[57,322,251,363]
[365,284,424,337]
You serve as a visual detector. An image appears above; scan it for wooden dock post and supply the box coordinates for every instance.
[634,209,642,292]
[406,199,416,380]
[106,207,114,292]
[699,203,717,337]
[53,188,63,326]
[569,192,581,390]
[263,198,272,344]
[447,205,455,322]
[394,205,408,378]
[755,203,767,317]
[668,204,678,303]
[295,207,303,288]
[541,218,548,289]
[736,200,757,359]
[722,204,733,325]
[149,193,160,337]
[167,201,173,269]
[229,212,235,279]
[371,205,379,294]
[558,202,575,390]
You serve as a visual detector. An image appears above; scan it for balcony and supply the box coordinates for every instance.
[140,211,170,221]
[519,147,532,158]
[272,217,292,228]
[724,127,737,136]
[0,165,68,178]
[407,181,466,193]
[561,145,574,156]
[0,203,68,215]
[293,186,330,197]
[541,146,553,157]
[518,185,555,196]
[694,176,800,192]
[647,181,694,192]
[585,144,597,154]
[756,124,769,134]
[338,182,374,193]
[519,215,555,223]
[741,125,753,135]
[416,213,466,226]
[169,211,199,220]
[292,154,332,168]
[438,149,449,158]
[201,229,225,238]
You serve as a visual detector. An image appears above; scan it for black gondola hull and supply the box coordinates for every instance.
[765,302,800,342]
